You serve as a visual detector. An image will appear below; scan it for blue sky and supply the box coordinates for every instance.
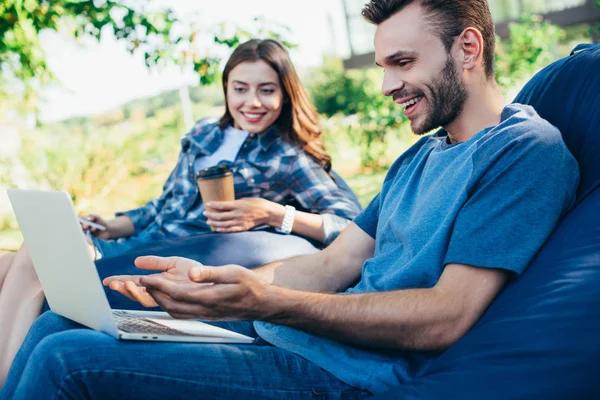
[38,0,355,122]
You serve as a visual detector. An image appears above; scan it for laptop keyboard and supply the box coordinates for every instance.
[112,310,193,336]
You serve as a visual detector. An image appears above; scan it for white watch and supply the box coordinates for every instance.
[276,205,295,234]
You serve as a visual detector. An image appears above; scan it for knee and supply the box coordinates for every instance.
[31,312,76,334]
[28,330,107,381]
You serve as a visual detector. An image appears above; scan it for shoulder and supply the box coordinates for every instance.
[270,135,302,159]
[471,104,578,185]
[474,104,571,163]
[384,133,442,182]
[482,104,563,149]
[183,117,221,139]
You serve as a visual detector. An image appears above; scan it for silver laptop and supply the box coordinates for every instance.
[7,189,253,344]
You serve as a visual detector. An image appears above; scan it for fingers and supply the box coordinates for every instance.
[106,280,140,303]
[134,256,202,272]
[139,274,178,293]
[214,226,246,233]
[144,282,235,320]
[205,219,241,229]
[79,214,92,231]
[203,210,237,222]
[147,288,214,320]
[124,281,158,307]
[105,279,158,308]
[103,275,144,286]
[205,201,237,211]
[107,281,133,300]
[187,264,251,284]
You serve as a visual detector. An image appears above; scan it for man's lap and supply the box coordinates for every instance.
[4,313,369,400]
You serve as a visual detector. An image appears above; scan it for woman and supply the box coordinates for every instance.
[0,38,360,385]
[84,38,359,258]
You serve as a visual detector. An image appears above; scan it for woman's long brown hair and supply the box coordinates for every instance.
[219,39,331,171]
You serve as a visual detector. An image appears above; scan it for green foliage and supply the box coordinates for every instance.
[0,2,297,112]
[307,56,369,117]
[597,0,600,39]
[50,83,223,131]
[495,15,565,90]
[196,17,297,86]
[0,0,178,109]
[308,15,566,171]
[308,56,410,170]
[5,115,183,216]
[213,17,296,50]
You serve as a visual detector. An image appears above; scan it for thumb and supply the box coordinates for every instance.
[135,256,202,272]
[188,264,249,284]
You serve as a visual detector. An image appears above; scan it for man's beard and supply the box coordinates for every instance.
[412,56,468,135]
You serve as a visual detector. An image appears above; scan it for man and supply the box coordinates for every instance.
[0,1,578,398]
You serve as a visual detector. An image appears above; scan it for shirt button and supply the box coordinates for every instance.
[249,178,254,184]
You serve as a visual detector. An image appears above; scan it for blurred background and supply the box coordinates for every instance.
[1,0,599,250]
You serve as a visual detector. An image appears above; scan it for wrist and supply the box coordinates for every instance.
[275,205,296,235]
[263,285,302,322]
[105,220,119,239]
[268,203,286,228]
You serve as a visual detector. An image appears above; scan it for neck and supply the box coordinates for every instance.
[444,80,506,143]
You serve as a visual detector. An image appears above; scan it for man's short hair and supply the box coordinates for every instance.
[362,0,496,79]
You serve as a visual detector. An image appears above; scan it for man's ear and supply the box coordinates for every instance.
[457,27,484,71]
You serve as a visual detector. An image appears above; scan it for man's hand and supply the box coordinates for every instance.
[204,198,283,233]
[103,256,202,308]
[139,258,277,320]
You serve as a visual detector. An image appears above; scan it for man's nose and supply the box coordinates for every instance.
[381,72,405,97]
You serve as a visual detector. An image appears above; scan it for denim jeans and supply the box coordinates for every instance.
[0,312,370,400]
[90,231,168,259]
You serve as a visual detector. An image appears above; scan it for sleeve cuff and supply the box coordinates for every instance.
[114,209,149,233]
[321,213,352,246]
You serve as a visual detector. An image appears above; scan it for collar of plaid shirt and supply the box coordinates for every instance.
[181,120,285,157]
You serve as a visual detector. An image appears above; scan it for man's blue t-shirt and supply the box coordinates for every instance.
[254,104,579,393]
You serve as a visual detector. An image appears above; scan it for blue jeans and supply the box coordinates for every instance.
[0,312,369,400]
[90,231,168,259]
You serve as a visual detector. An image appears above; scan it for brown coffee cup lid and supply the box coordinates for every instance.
[195,164,232,180]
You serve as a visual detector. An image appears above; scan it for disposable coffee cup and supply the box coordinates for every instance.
[196,165,235,230]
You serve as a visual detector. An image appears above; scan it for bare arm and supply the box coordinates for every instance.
[103,222,373,306]
[107,223,507,351]
[135,256,507,352]
[106,215,135,239]
[204,198,351,244]
[253,222,375,292]
[264,263,508,351]
[267,203,327,243]
[81,214,135,240]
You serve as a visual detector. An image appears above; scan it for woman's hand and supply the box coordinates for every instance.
[204,198,284,233]
[79,214,111,240]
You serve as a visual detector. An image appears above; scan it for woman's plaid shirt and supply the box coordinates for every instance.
[116,119,361,245]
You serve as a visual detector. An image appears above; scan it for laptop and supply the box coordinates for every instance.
[7,189,254,344]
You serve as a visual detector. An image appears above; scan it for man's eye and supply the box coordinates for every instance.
[398,60,411,67]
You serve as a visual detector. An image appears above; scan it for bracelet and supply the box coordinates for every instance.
[275,205,295,235]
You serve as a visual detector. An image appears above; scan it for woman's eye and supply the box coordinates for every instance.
[234,87,246,93]
[261,89,275,94]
